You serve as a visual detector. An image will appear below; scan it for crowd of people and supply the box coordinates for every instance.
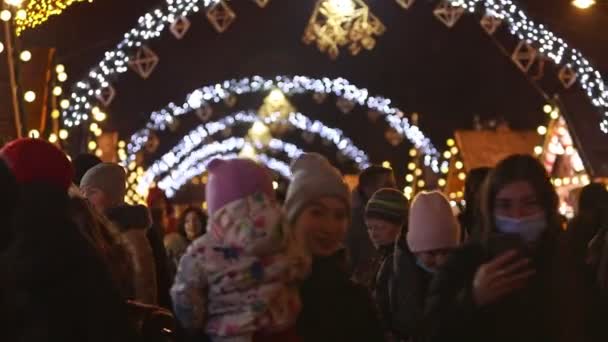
[1,137,608,342]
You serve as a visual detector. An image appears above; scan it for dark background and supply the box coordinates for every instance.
[8,0,608,179]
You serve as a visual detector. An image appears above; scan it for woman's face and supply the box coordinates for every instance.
[184,211,203,240]
[365,218,400,249]
[293,196,349,257]
[494,181,544,219]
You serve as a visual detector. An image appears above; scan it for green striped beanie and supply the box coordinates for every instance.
[365,188,408,225]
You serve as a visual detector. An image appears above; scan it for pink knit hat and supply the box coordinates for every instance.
[206,158,274,217]
[407,191,461,253]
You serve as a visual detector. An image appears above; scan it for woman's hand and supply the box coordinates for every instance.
[472,250,535,307]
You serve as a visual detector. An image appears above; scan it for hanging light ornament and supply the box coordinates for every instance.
[303,0,385,60]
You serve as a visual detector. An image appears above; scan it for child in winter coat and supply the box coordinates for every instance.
[171,158,308,342]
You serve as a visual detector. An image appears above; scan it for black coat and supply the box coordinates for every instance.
[297,250,385,342]
[0,186,135,341]
[421,231,604,342]
[387,237,432,341]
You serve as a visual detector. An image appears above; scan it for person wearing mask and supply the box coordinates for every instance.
[422,154,603,342]
[81,162,158,305]
[348,165,397,285]
[171,158,307,342]
[363,188,408,340]
[458,167,491,242]
[389,191,461,341]
[164,207,207,278]
[285,153,384,342]
[0,139,134,341]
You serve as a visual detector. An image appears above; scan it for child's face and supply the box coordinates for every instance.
[365,217,400,249]
[294,197,348,257]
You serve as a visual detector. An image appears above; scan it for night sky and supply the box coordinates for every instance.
[15,0,608,182]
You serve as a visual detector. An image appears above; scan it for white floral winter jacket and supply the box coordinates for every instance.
[171,193,306,339]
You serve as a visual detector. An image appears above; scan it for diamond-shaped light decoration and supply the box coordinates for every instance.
[395,0,415,10]
[337,97,355,114]
[480,14,502,35]
[206,0,236,33]
[433,1,465,29]
[559,64,578,89]
[128,45,159,80]
[170,16,191,40]
[96,84,116,107]
[511,40,538,73]
[254,0,271,8]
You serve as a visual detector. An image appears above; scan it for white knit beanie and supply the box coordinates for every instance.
[407,191,461,253]
[284,153,351,223]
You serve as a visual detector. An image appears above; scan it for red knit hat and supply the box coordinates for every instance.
[1,138,74,191]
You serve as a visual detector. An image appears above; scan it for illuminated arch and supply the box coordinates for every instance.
[63,0,608,135]
[134,110,372,197]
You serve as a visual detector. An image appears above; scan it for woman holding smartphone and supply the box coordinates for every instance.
[421,154,603,342]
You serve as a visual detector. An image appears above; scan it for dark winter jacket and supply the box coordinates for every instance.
[388,236,432,341]
[148,220,174,310]
[106,204,158,305]
[347,190,379,283]
[371,243,395,335]
[421,231,604,342]
[297,249,385,342]
[0,185,135,341]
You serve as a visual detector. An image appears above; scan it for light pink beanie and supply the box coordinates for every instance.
[206,158,274,217]
[407,191,461,253]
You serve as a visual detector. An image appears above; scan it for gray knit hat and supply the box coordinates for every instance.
[80,163,127,206]
[284,153,351,223]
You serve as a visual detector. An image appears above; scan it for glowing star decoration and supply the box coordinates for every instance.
[206,0,236,33]
[128,45,159,80]
[303,0,385,60]
[433,1,465,29]
[14,0,94,36]
[170,16,191,40]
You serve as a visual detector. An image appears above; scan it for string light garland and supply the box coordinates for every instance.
[126,75,438,170]
[14,0,95,36]
[144,136,297,198]
[62,0,608,137]
[447,0,608,134]
[130,110,371,197]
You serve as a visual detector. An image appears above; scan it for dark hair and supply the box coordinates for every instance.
[177,207,207,240]
[578,183,608,214]
[460,167,492,238]
[480,154,560,240]
[0,159,17,251]
[358,165,393,195]
[73,154,102,186]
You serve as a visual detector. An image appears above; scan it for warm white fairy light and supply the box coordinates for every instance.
[149,137,295,198]
[447,0,608,134]
[134,76,439,164]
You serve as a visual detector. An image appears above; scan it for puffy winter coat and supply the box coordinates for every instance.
[420,231,604,342]
[106,204,158,305]
[297,249,385,342]
[171,193,306,340]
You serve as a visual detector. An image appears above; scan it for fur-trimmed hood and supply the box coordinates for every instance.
[105,205,152,232]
